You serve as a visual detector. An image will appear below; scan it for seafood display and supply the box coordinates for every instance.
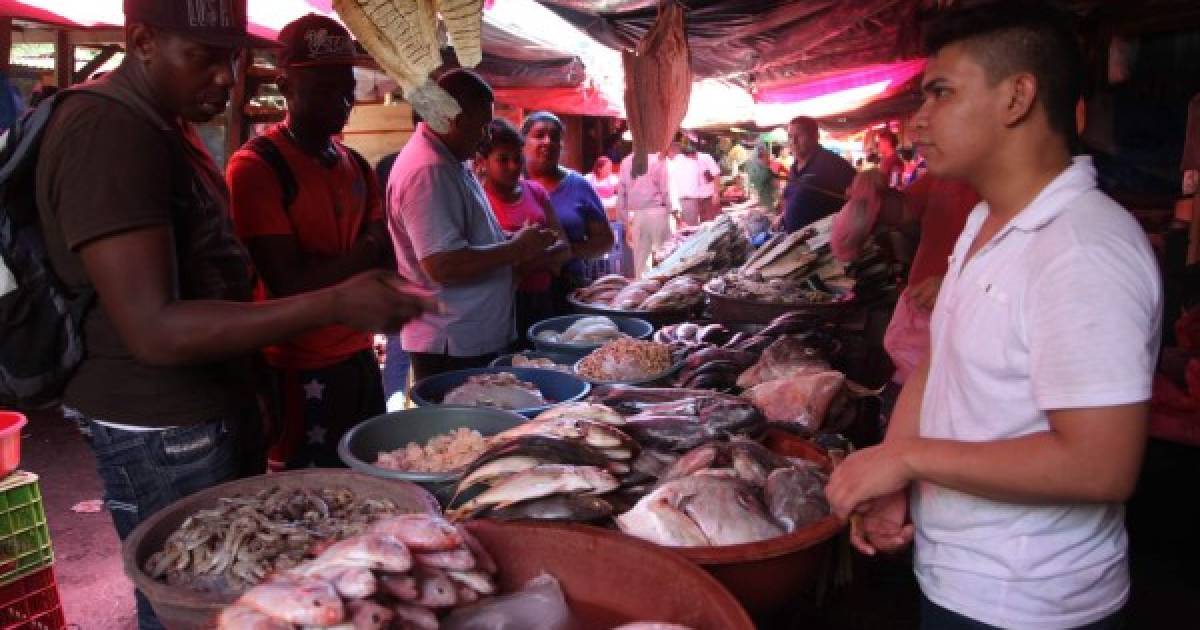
[375,428,491,473]
[616,438,829,547]
[511,354,571,372]
[573,275,704,312]
[594,387,767,453]
[536,316,623,344]
[653,322,735,348]
[145,487,403,595]
[218,513,498,628]
[737,335,832,389]
[647,215,749,279]
[443,372,546,410]
[576,338,674,383]
[704,216,889,305]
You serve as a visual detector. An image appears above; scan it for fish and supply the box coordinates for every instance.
[368,514,463,552]
[216,605,292,630]
[301,532,411,574]
[764,466,830,532]
[456,583,480,604]
[616,495,710,547]
[623,416,712,452]
[237,576,344,626]
[457,435,611,491]
[678,477,783,545]
[535,401,627,425]
[307,566,377,600]
[414,548,476,571]
[413,565,459,608]
[728,436,791,486]
[486,494,614,522]
[446,569,497,595]
[448,465,619,519]
[380,574,418,601]
[494,416,637,454]
[456,525,497,574]
[457,455,542,491]
[346,599,394,630]
[392,603,439,630]
[660,442,719,481]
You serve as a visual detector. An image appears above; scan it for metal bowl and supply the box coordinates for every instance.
[337,405,528,504]
[527,314,654,357]
[122,470,439,630]
[409,366,590,418]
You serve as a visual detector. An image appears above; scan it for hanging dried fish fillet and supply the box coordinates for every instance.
[623,0,692,177]
[335,0,461,132]
[438,0,484,67]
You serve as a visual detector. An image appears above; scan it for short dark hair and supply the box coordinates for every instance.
[521,111,564,136]
[788,116,818,138]
[478,118,524,157]
[437,69,493,110]
[923,0,1082,142]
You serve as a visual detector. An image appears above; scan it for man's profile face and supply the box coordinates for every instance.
[145,29,240,123]
[911,42,1004,180]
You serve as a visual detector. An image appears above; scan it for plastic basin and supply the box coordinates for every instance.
[121,470,440,630]
[410,366,590,418]
[0,412,27,479]
[465,520,754,629]
[489,350,578,371]
[526,315,654,358]
[338,405,528,504]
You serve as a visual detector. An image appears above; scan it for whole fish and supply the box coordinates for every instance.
[449,465,619,519]
[307,566,377,600]
[216,605,292,630]
[301,532,411,574]
[616,495,709,547]
[380,574,418,601]
[413,565,459,608]
[764,466,830,532]
[494,416,637,454]
[237,576,343,626]
[660,442,719,481]
[369,514,463,552]
[678,477,783,545]
[486,494,613,522]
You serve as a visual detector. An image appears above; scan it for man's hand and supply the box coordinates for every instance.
[510,225,558,262]
[849,491,914,556]
[331,270,437,333]
[826,440,915,521]
[908,275,943,311]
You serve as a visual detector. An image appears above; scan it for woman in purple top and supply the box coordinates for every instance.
[522,111,615,307]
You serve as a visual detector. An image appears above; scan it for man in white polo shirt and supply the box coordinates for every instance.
[827,2,1161,629]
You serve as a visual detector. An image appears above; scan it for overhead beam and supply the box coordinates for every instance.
[72,44,121,83]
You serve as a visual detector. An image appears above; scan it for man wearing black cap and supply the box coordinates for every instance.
[34,3,431,627]
[227,14,392,471]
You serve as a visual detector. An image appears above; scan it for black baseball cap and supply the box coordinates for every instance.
[276,14,373,67]
[123,0,281,49]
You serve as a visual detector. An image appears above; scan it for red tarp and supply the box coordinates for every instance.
[754,59,926,105]
[492,86,620,117]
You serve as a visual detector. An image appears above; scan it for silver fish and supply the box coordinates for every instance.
[449,465,619,519]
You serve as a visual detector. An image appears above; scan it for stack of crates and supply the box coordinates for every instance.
[0,473,62,630]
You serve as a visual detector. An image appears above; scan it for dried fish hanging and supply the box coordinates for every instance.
[622,0,692,177]
[333,0,485,132]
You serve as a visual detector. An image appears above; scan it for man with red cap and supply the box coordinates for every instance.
[227,14,393,471]
[35,3,430,627]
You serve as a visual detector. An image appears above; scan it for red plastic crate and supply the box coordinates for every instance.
[0,566,64,630]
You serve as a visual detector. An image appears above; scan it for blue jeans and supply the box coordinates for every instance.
[72,413,241,630]
[921,594,1125,630]
[382,334,410,410]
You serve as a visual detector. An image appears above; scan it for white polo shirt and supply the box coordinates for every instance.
[912,157,1161,629]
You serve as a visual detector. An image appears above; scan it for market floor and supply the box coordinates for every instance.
[18,410,1200,630]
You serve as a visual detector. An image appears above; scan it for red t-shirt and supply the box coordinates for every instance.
[485,179,553,292]
[905,176,980,288]
[226,126,384,369]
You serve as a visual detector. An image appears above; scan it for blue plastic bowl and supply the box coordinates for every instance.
[489,350,577,370]
[410,366,590,418]
[527,315,654,358]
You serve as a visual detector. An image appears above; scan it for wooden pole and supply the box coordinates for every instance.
[1,18,12,75]
[1189,188,1200,266]
[55,30,71,87]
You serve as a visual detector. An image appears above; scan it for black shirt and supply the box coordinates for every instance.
[782,146,856,233]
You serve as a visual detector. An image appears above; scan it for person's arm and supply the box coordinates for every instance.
[420,226,555,286]
[570,181,616,260]
[78,226,431,367]
[244,224,390,297]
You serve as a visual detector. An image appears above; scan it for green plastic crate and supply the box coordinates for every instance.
[0,473,53,586]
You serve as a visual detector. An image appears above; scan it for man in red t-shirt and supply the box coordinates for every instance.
[227,15,393,469]
[883,174,980,385]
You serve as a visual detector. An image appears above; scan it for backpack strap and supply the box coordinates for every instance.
[243,135,298,210]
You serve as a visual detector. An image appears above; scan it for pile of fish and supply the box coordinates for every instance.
[705,216,888,305]
[447,403,636,522]
[652,322,735,348]
[218,513,498,629]
[594,387,767,453]
[616,437,830,547]
[443,372,546,411]
[536,316,623,344]
[145,487,402,595]
[646,214,749,279]
[573,275,704,312]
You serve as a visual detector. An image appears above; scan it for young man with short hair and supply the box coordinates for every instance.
[227,14,396,469]
[35,3,430,627]
[828,2,1162,629]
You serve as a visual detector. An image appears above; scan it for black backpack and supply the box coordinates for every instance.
[0,92,95,409]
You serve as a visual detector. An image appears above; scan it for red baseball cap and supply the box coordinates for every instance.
[276,14,374,68]
[123,0,280,49]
